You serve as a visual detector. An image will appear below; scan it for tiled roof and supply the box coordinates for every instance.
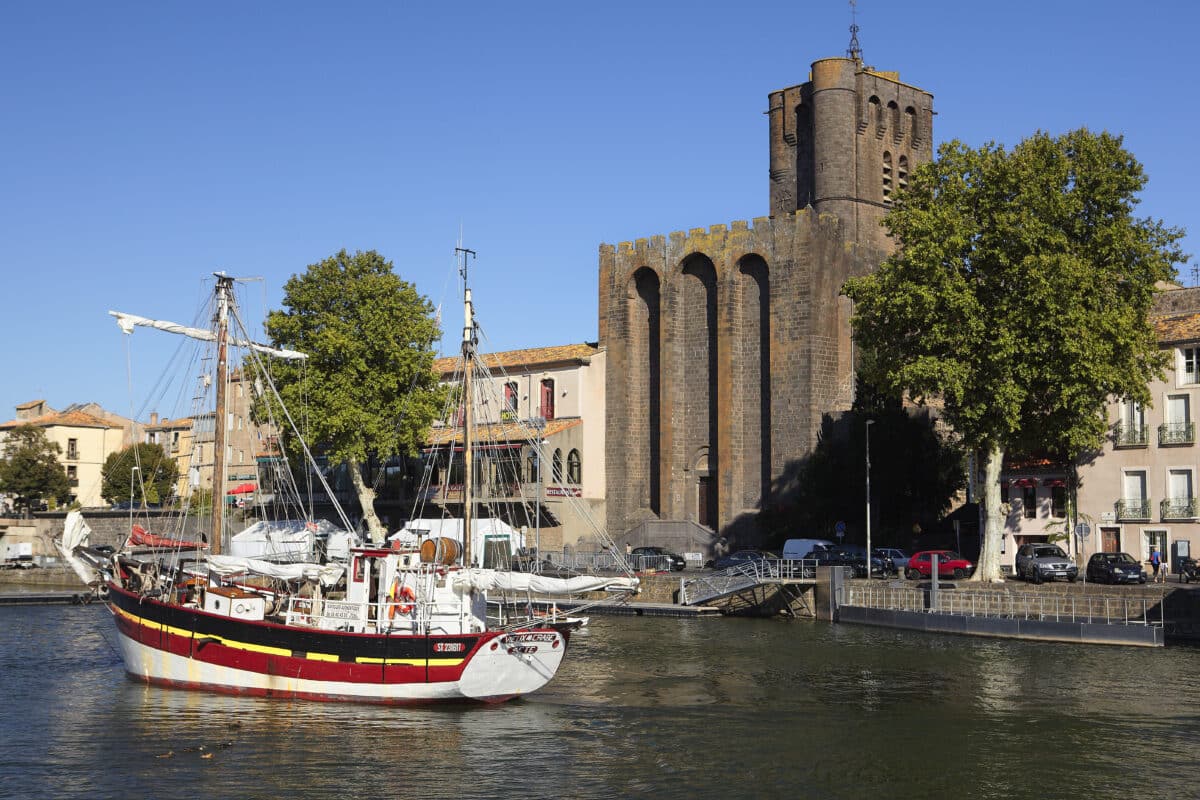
[1154,312,1200,345]
[15,399,46,410]
[434,343,599,376]
[0,409,117,430]
[425,417,582,447]
[147,418,193,430]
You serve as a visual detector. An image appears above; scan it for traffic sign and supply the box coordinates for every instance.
[835,520,845,541]
[1075,523,1091,539]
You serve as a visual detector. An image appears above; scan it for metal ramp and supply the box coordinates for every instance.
[679,558,818,614]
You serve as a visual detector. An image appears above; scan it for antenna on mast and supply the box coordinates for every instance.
[846,0,863,63]
[456,245,476,286]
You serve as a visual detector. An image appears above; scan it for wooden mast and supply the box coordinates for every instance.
[209,273,234,556]
[457,247,476,568]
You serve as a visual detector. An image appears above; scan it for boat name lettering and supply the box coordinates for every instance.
[508,633,557,643]
[321,601,362,621]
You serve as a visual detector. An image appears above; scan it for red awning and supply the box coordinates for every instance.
[227,482,257,495]
[1043,478,1066,488]
[1010,478,1037,488]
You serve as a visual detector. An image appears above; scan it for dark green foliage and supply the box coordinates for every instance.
[101,443,179,505]
[0,425,70,511]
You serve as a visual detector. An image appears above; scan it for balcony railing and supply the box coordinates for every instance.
[1161,498,1198,520]
[1116,498,1151,520]
[1113,422,1148,448]
[1158,421,1196,446]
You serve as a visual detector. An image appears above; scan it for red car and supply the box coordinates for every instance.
[905,550,975,580]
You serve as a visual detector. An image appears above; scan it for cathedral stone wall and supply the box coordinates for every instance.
[600,56,933,541]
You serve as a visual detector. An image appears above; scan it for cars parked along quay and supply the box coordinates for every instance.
[1085,552,1146,584]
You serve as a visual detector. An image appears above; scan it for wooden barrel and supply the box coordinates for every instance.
[419,537,461,565]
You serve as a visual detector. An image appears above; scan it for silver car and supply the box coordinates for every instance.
[1015,543,1078,583]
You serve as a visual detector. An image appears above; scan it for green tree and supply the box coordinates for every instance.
[844,129,1187,581]
[0,425,70,512]
[101,443,179,505]
[265,249,445,541]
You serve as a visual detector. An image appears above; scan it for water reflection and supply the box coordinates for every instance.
[3,606,1199,799]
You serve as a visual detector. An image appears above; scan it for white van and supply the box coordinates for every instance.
[782,538,834,560]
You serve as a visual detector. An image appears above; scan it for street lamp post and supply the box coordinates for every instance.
[865,420,875,579]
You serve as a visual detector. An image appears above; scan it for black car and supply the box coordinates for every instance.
[709,549,770,570]
[1086,552,1147,584]
[631,545,686,571]
[806,547,878,577]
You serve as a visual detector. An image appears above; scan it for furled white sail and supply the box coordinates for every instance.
[205,555,345,587]
[109,311,308,360]
[451,569,638,595]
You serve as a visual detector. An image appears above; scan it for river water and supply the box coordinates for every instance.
[1,603,1197,800]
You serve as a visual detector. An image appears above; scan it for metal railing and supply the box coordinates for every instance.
[1158,421,1196,446]
[843,584,1162,626]
[680,558,817,605]
[1113,421,1148,447]
[1116,498,1151,520]
[1161,497,1198,520]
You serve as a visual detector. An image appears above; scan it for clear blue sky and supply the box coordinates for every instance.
[3,0,1197,423]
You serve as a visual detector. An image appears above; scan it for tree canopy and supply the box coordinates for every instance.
[264,249,445,540]
[101,443,179,505]
[0,425,70,511]
[843,128,1187,580]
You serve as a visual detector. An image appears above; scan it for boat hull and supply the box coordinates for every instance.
[106,584,566,704]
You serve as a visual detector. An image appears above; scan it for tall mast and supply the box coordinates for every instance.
[457,247,477,567]
[209,273,234,556]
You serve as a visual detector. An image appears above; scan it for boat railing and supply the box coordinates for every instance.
[842,583,1164,627]
[285,595,476,634]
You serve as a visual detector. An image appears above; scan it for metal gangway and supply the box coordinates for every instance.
[679,558,818,609]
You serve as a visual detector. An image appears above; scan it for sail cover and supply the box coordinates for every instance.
[56,511,101,586]
[109,311,308,360]
[128,524,206,550]
[205,555,345,587]
[451,569,639,595]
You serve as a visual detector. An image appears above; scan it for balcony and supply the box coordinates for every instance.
[1113,422,1148,448]
[1158,421,1196,447]
[1161,498,1198,520]
[1116,498,1151,520]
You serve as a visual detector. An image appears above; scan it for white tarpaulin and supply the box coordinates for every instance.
[230,521,316,560]
[450,569,639,596]
[56,511,102,586]
[391,518,525,562]
[205,555,344,587]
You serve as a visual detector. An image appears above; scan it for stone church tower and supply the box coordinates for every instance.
[599,55,934,541]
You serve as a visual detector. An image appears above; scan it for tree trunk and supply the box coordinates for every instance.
[348,458,386,543]
[971,442,1007,583]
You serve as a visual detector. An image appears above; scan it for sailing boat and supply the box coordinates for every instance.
[59,267,638,704]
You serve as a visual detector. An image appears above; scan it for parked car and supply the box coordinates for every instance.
[1015,543,1078,583]
[905,550,975,580]
[873,548,910,575]
[631,545,686,571]
[782,538,834,560]
[709,549,771,570]
[1086,552,1146,584]
[804,547,881,577]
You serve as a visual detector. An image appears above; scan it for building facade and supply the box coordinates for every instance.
[0,400,133,508]
[423,343,606,552]
[601,55,934,540]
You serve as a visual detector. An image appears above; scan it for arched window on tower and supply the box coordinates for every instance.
[868,96,882,131]
[905,106,918,143]
[567,449,582,484]
[888,101,900,139]
[551,449,563,483]
[882,151,893,205]
[898,155,909,194]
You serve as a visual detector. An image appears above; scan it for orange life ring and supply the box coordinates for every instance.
[389,584,417,619]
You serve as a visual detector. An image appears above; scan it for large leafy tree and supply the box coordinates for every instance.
[265,249,445,541]
[0,425,70,511]
[101,443,178,505]
[844,129,1187,581]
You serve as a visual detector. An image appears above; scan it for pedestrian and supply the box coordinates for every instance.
[1150,548,1162,583]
